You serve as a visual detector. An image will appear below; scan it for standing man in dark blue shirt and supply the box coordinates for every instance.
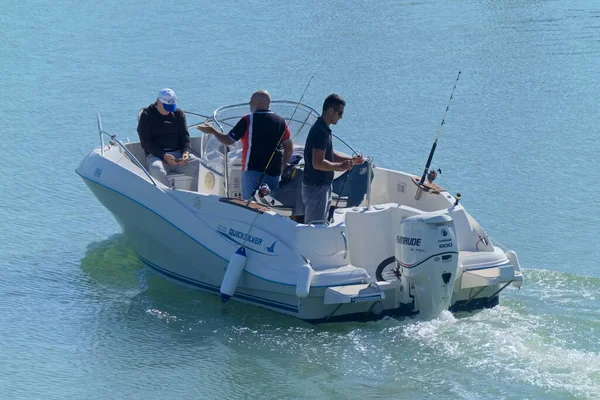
[302,94,364,224]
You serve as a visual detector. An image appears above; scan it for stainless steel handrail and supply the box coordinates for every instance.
[97,112,105,156]
[212,110,229,197]
[213,100,320,117]
[96,113,158,187]
[366,159,372,209]
[292,109,317,140]
[211,101,321,199]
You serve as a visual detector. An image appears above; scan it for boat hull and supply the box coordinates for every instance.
[76,136,523,323]
[81,177,413,322]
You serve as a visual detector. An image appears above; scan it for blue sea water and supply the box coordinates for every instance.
[1,0,599,398]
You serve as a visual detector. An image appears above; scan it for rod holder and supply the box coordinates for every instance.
[454,193,462,206]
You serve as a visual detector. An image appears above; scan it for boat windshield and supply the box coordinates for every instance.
[200,101,320,174]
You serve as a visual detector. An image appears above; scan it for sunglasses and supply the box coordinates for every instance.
[333,108,344,117]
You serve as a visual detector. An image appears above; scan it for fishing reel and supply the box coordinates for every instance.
[280,154,303,186]
[427,168,442,183]
[257,183,271,198]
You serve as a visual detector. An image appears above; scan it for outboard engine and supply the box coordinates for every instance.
[397,214,459,318]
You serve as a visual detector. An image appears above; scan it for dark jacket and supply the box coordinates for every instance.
[137,103,190,159]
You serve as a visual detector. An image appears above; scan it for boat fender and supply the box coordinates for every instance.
[220,246,247,303]
[296,264,314,298]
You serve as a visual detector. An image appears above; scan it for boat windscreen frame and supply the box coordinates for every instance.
[205,100,321,197]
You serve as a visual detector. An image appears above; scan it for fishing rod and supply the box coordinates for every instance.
[182,110,212,119]
[332,133,359,156]
[236,76,315,253]
[247,76,314,204]
[419,71,461,185]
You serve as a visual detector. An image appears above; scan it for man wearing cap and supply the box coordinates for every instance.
[197,90,293,200]
[137,88,200,187]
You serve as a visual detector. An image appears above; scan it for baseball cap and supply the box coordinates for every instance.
[158,88,177,112]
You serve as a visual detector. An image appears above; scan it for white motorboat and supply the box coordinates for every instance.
[76,101,523,323]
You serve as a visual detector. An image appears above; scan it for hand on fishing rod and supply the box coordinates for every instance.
[351,153,365,165]
[339,160,354,171]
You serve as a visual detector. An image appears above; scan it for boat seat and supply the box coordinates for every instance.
[331,193,348,208]
[324,283,387,305]
[267,204,293,217]
[164,150,202,190]
[460,265,523,289]
[458,247,509,270]
[311,265,370,287]
[167,172,194,190]
[458,247,523,289]
[256,194,294,217]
